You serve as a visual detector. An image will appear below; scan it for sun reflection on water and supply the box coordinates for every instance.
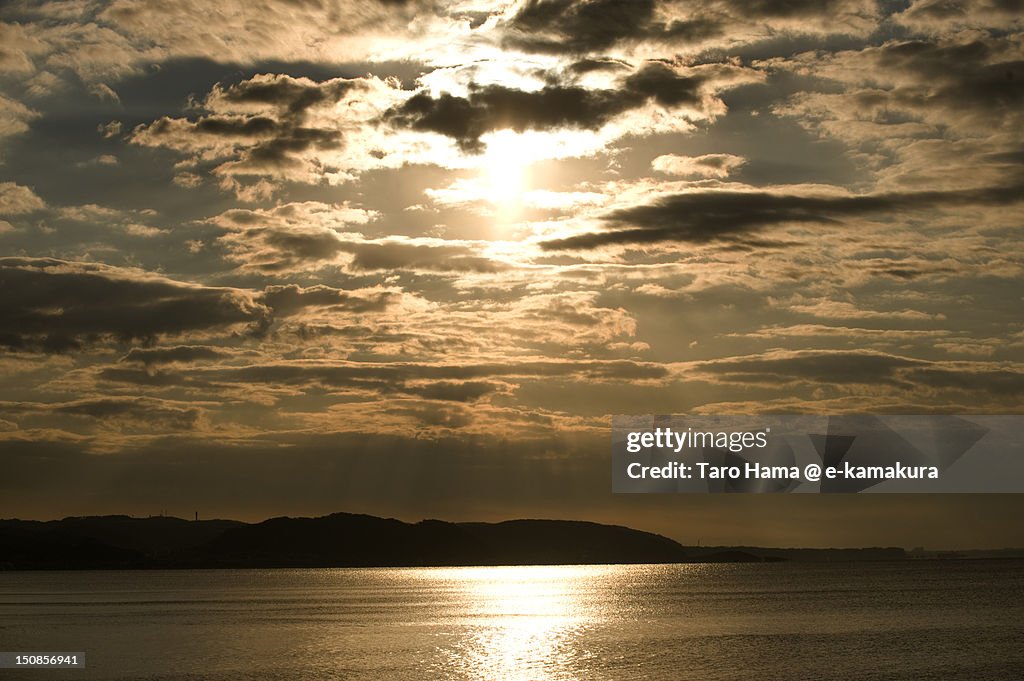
[425,565,607,680]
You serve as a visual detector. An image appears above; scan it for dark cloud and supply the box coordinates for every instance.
[96,360,670,402]
[342,241,507,273]
[501,0,874,55]
[130,74,370,183]
[871,38,1024,121]
[403,380,508,402]
[120,345,231,366]
[54,398,202,429]
[695,350,925,387]
[567,58,633,74]
[261,284,397,315]
[232,126,343,173]
[2,397,203,430]
[692,350,1024,401]
[383,401,476,428]
[220,225,348,272]
[179,115,279,138]
[385,61,728,152]
[386,86,632,153]
[504,0,663,54]
[863,261,958,281]
[906,366,1024,397]
[0,258,269,352]
[135,116,342,175]
[202,359,668,385]
[895,0,1024,30]
[541,183,1024,249]
[501,0,774,55]
[776,33,1024,145]
[208,73,362,118]
[216,211,506,273]
[739,0,864,18]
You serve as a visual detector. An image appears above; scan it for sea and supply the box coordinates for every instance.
[1,560,1022,680]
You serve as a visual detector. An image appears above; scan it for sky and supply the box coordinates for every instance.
[0,0,1022,548]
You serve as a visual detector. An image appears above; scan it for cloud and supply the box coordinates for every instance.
[0,258,270,352]
[132,114,341,182]
[767,32,1024,191]
[541,182,1024,249]
[693,349,925,387]
[502,0,666,55]
[780,297,947,322]
[261,284,399,315]
[385,83,631,153]
[130,59,758,186]
[0,182,46,215]
[500,0,879,55]
[211,201,509,274]
[91,356,668,411]
[502,291,639,347]
[894,0,1024,32]
[97,120,122,138]
[906,363,1024,396]
[218,223,349,272]
[209,201,372,271]
[792,34,1024,134]
[732,325,948,340]
[0,21,43,75]
[1,397,203,431]
[204,72,362,117]
[385,61,757,152]
[0,94,39,143]
[50,202,166,237]
[341,240,509,273]
[119,345,233,367]
[100,357,669,392]
[130,74,400,186]
[0,0,1020,531]
[689,349,1024,401]
[1,0,460,90]
[75,154,120,167]
[651,153,746,178]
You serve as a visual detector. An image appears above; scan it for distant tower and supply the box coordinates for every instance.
[194,511,198,521]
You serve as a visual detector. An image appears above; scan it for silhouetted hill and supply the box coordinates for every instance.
[0,531,148,570]
[0,513,691,569]
[0,512,910,570]
[192,513,691,567]
[0,515,243,570]
[456,519,687,565]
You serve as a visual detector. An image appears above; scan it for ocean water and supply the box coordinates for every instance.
[1,560,1022,680]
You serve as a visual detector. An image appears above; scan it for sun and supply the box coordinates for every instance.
[479,130,537,214]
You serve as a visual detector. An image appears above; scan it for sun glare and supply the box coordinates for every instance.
[479,130,539,214]
[421,565,599,680]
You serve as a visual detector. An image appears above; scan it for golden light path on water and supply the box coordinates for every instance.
[428,565,597,680]
[408,564,670,680]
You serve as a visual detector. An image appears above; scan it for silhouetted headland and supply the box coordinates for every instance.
[0,512,912,570]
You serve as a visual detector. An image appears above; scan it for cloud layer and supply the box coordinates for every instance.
[0,0,1021,545]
